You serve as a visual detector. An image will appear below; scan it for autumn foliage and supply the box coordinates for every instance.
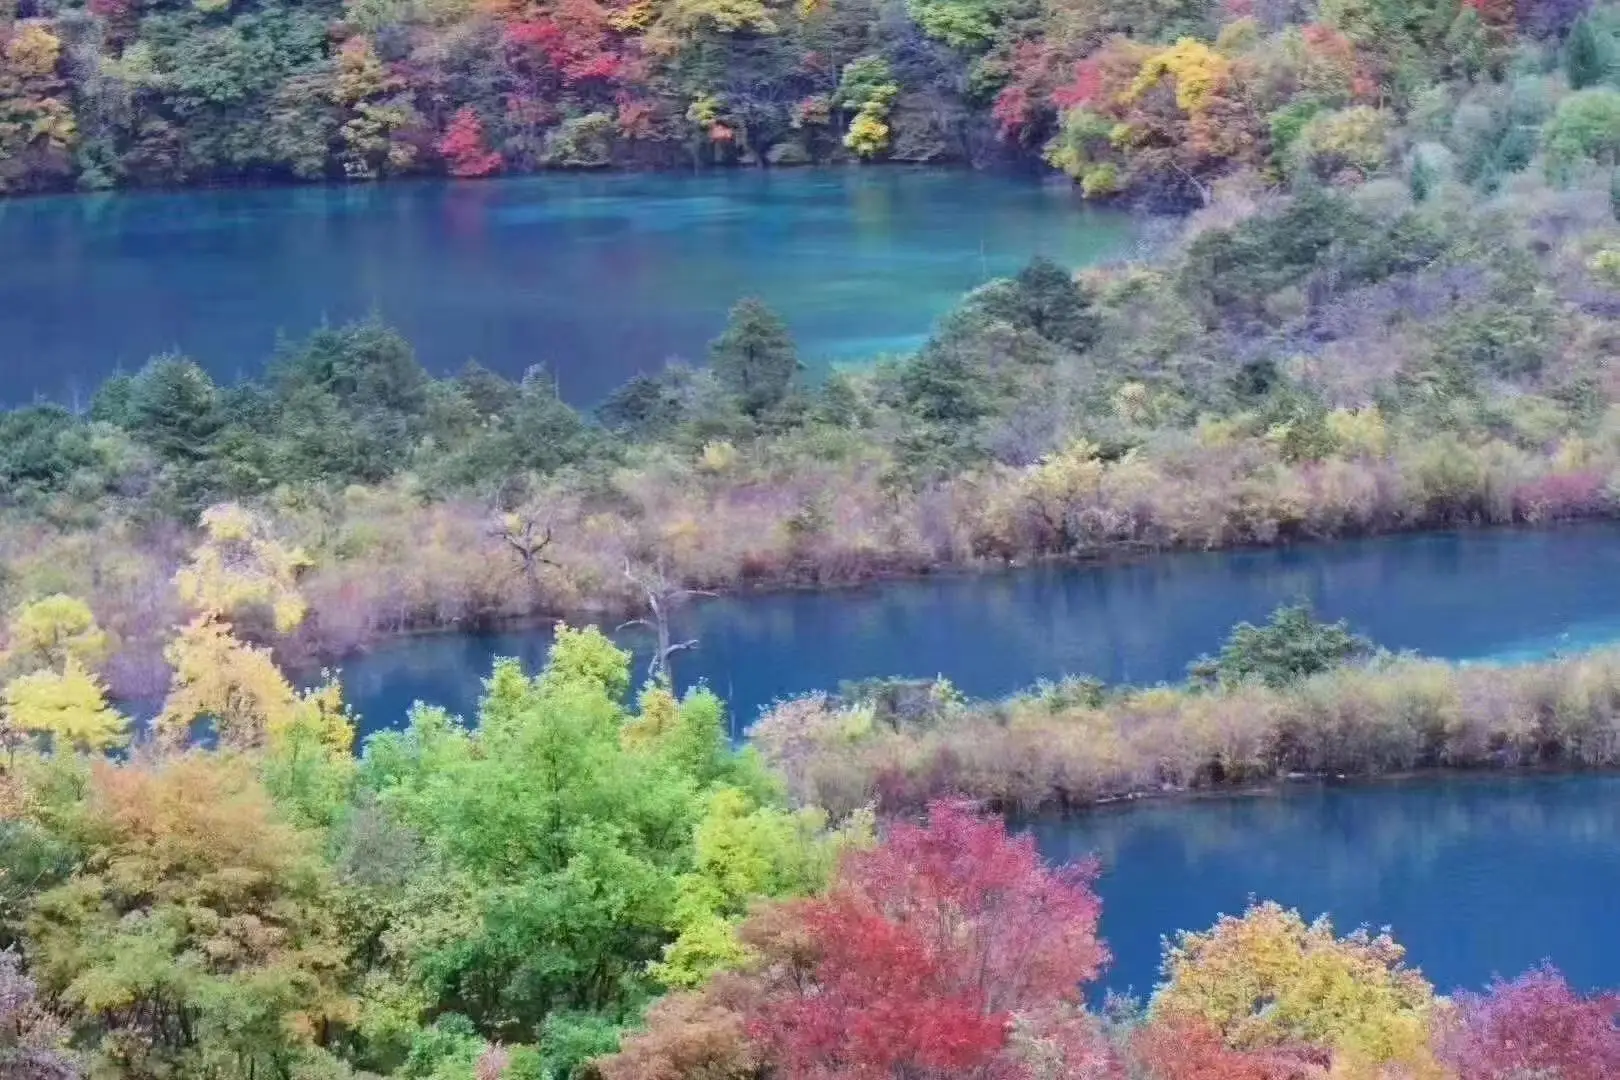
[438,108,504,178]
[612,799,1117,1080]
[1434,966,1620,1080]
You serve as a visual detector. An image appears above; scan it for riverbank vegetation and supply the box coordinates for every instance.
[5,530,1620,1078]
[8,150,1620,689]
[753,605,1620,815]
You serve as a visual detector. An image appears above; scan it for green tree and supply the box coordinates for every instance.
[708,299,801,417]
[1545,88,1620,177]
[355,627,836,1062]
[0,407,96,500]
[1011,257,1099,351]
[1566,14,1609,91]
[1190,603,1373,689]
[122,355,224,467]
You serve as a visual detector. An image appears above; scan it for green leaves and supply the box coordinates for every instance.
[1190,602,1373,689]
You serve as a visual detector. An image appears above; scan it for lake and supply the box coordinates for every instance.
[0,169,1132,405]
[338,522,1620,737]
[333,523,1620,998]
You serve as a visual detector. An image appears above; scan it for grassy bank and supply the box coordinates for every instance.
[751,646,1620,817]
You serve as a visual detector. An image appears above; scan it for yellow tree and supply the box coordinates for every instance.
[1151,901,1446,1078]
[3,593,110,675]
[156,617,353,756]
[175,503,311,633]
[3,659,127,753]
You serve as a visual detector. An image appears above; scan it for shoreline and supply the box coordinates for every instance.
[1015,762,1620,820]
[0,158,1077,208]
[295,514,1620,669]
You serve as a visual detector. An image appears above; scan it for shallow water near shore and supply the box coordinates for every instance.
[0,169,1131,405]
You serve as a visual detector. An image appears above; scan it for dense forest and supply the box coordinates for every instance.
[5,552,1620,1080]
[0,0,1606,192]
[13,0,1620,1070]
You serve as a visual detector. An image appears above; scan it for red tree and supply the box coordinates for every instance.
[437,107,502,177]
[1435,965,1620,1080]
[746,799,1112,1080]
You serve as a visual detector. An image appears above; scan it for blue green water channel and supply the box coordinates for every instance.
[0,169,1131,404]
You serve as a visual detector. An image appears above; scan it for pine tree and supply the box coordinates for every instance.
[708,298,801,416]
[1567,15,1608,91]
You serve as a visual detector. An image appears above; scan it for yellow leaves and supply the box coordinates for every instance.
[4,22,62,80]
[1588,246,1620,288]
[652,785,874,988]
[699,440,740,474]
[334,36,401,107]
[276,675,357,759]
[5,594,110,674]
[609,0,656,27]
[667,0,777,34]
[157,616,298,749]
[1152,901,1442,1077]
[4,659,127,752]
[623,682,682,748]
[1129,38,1231,114]
[687,92,723,126]
[176,503,311,632]
[1325,406,1388,458]
[843,107,892,158]
[156,617,355,757]
[1291,105,1390,179]
[1027,438,1105,511]
[1,593,123,752]
[1079,163,1121,197]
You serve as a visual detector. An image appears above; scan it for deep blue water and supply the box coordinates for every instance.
[0,170,1131,405]
[338,522,1620,737]
[1028,775,1620,997]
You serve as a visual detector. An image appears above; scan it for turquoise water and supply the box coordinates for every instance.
[0,170,1132,404]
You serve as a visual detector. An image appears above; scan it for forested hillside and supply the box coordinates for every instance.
[0,0,1600,193]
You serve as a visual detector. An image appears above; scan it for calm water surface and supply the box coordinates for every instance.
[0,170,1131,404]
[1029,775,1620,997]
[340,523,1620,735]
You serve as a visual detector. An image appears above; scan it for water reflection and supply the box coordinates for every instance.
[1026,775,1620,997]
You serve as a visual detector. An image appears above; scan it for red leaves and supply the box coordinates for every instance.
[503,0,630,87]
[745,799,1110,1080]
[1132,1017,1330,1080]
[756,895,1013,1079]
[993,84,1034,140]
[844,799,1108,1012]
[437,107,503,177]
[1052,55,1107,111]
[1436,965,1620,1080]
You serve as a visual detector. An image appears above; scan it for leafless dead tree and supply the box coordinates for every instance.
[617,558,714,686]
